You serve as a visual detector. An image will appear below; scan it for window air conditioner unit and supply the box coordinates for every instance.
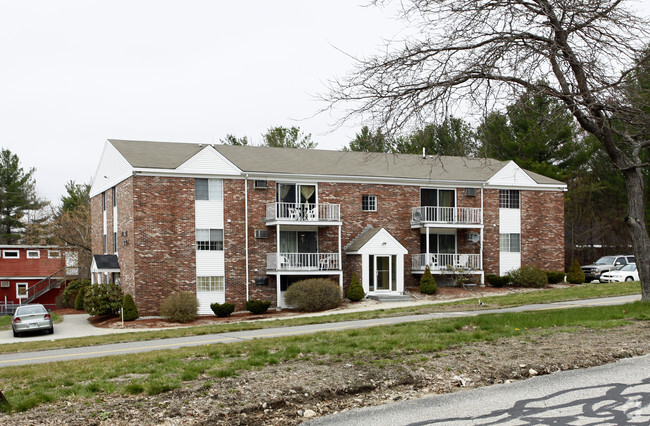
[254,180,268,189]
[254,229,269,239]
[466,232,480,243]
[466,188,477,197]
[1,281,10,288]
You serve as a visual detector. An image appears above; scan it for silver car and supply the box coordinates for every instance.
[12,304,54,337]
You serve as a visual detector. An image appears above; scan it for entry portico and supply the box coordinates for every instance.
[346,227,408,296]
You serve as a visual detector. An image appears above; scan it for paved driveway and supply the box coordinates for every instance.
[0,314,160,345]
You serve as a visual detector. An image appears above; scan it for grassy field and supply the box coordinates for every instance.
[0,300,648,414]
[0,282,641,355]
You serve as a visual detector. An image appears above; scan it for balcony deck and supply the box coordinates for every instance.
[411,206,482,228]
[412,253,482,274]
[265,202,341,225]
[267,252,340,272]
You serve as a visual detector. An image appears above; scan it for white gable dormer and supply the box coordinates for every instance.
[176,145,241,176]
[487,161,537,187]
[90,141,134,197]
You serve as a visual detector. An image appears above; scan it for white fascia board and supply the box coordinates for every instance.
[176,145,242,176]
[89,141,135,198]
[240,172,484,188]
[132,169,243,179]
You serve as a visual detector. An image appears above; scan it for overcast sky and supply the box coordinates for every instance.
[1,1,648,204]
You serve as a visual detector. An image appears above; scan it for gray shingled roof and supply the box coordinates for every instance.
[108,139,564,185]
[93,254,120,270]
[345,227,382,253]
[109,139,204,169]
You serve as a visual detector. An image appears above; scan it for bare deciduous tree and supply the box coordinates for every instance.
[324,0,650,300]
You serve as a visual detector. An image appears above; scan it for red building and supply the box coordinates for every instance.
[90,140,566,316]
[0,245,78,313]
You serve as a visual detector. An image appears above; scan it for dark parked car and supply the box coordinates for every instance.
[12,304,54,337]
[581,255,635,282]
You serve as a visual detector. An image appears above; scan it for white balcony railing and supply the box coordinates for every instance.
[411,206,482,225]
[267,252,340,271]
[412,253,481,271]
[266,202,340,222]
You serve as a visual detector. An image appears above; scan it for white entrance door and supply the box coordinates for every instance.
[375,255,392,292]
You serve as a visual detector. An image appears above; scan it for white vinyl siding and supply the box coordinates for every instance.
[195,178,226,314]
[499,197,522,276]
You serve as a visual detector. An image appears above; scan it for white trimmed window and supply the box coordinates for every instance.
[3,250,19,259]
[195,179,223,201]
[196,229,224,251]
[197,276,225,292]
[27,250,40,259]
[499,190,520,209]
[500,234,521,252]
[48,250,61,259]
[17,282,28,299]
[362,195,377,211]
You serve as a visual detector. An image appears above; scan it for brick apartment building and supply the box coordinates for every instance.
[90,140,566,315]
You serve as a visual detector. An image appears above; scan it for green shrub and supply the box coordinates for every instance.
[546,270,566,284]
[83,282,124,316]
[159,291,198,323]
[62,279,91,308]
[122,294,139,321]
[419,266,438,294]
[74,286,86,310]
[284,279,342,312]
[507,265,548,288]
[211,302,235,317]
[566,259,585,284]
[245,299,272,315]
[486,274,510,287]
[346,272,365,302]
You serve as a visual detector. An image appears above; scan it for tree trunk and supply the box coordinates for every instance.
[623,168,650,301]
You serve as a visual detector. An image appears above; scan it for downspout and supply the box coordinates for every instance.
[245,174,250,301]
[480,184,485,284]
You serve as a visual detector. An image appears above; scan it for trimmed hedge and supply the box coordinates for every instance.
[62,279,91,308]
[74,286,87,310]
[567,259,585,284]
[122,294,139,321]
[507,265,548,288]
[346,272,365,302]
[211,302,235,317]
[284,279,342,312]
[419,266,438,294]
[486,274,510,287]
[546,270,566,284]
[159,291,198,323]
[246,299,272,315]
[84,282,123,316]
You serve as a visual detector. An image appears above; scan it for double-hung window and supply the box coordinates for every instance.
[362,195,377,211]
[197,276,225,292]
[196,229,224,251]
[196,179,223,201]
[500,234,521,252]
[499,190,520,209]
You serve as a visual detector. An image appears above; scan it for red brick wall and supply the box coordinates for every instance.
[131,176,197,315]
[483,189,501,275]
[521,190,565,271]
[90,193,103,255]
[116,178,136,299]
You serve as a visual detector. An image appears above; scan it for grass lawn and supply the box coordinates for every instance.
[0,300,648,414]
[0,282,641,355]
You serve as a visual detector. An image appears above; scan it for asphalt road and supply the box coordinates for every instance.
[0,295,640,368]
[307,353,650,425]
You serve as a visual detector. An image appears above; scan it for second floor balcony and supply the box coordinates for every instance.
[411,206,482,227]
[266,202,341,224]
[267,252,340,272]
